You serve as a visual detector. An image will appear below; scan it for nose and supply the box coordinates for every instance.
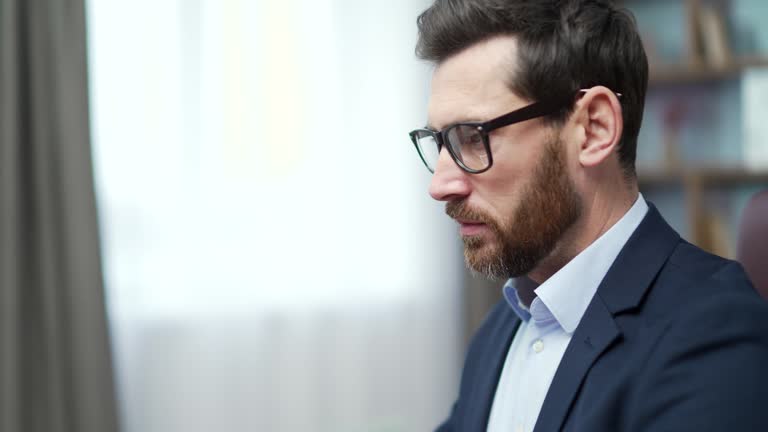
[428,147,471,202]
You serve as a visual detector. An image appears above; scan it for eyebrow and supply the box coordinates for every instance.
[425,116,486,132]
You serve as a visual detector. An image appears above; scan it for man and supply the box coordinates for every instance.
[408,1,768,431]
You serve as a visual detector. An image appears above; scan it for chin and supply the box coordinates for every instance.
[465,247,505,277]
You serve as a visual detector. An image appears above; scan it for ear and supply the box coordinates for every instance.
[573,86,623,168]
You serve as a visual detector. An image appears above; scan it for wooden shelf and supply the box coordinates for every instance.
[649,57,768,86]
[639,167,768,187]
[639,166,768,258]
[620,1,768,258]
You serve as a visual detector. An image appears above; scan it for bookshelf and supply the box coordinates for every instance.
[639,167,768,254]
[650,57,768,85]
[639,167,768,187]
[626,0,768,258]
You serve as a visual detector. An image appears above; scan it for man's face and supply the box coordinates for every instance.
[427,36,582,280]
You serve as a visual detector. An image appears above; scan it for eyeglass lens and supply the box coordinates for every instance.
[414,125,489,172]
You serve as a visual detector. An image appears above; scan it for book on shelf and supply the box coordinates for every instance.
[702,210,732,259]
[742,68,768,170]
[697,5,732,68]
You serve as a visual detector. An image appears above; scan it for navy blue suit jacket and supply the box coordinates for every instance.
[437,205,768,431]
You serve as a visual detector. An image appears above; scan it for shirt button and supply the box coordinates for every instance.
[533,339,544,353]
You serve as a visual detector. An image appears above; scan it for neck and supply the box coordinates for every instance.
[527,180,639,285]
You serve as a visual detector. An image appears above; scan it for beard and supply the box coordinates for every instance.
[446,137,582,280]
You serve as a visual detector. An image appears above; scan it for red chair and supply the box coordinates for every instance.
[737,190,768,299]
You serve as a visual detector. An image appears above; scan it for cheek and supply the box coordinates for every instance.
[473,126,553,220]
[471,171,525,225]
[489,124,549,171]
[483,143,538,199]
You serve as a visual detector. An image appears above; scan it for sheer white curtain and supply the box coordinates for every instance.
[87,0,462,431]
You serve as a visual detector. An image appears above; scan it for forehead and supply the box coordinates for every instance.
[427,35,526,130]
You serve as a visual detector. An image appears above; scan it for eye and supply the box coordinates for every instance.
[460,130,484,152]
[466,132,483,147]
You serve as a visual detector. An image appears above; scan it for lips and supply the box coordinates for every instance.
[458,220,487,236]
[447,201,491,236]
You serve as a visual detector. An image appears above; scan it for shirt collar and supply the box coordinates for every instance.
[503,194,649,333]
[503,278,534,322]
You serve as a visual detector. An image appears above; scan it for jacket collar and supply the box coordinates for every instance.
[532,203,680,432]
[597,203,680,314]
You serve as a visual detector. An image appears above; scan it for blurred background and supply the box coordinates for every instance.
[0,1,766,432]
[88,0,462,431]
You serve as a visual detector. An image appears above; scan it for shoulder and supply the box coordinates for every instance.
[644,240,768,349]
[643,240,764,319]
[626,243,768,429]
[629,238,768,386]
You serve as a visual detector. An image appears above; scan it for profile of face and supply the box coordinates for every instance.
[427,36,583,280]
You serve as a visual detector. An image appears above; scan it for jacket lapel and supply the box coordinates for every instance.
[533,204,680,431]
[532,297,619,432]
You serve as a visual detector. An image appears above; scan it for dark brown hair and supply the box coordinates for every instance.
[416,0,648,177]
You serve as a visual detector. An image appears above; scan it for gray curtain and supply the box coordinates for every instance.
[0,1,120,432]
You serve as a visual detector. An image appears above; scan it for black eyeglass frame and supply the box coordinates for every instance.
[409,89,622,174]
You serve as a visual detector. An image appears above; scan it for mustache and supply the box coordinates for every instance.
[445,200,494,226]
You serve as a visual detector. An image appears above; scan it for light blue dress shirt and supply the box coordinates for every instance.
[486,195,649,432]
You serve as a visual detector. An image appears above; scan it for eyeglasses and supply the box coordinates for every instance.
[409,90,618,174]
